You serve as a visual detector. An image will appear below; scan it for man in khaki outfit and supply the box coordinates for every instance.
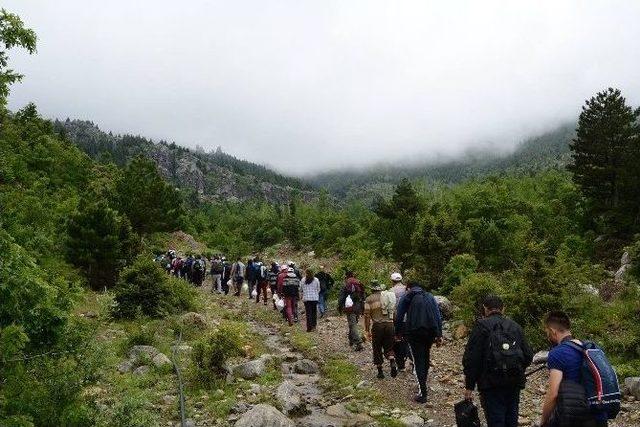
[364,280,398,379]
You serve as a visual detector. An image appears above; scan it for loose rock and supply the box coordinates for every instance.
[294,359,319,375]
[234,404,294,427]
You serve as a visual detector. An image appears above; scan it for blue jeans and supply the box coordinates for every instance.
[480,388,520,427]
[318,290,327,315]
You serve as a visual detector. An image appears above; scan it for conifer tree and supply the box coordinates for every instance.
[568,88,640,235]
[117,156,185,235]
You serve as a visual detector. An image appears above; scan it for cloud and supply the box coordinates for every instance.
[5,0,640,174]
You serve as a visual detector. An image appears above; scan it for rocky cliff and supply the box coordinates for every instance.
[55,119,315,203]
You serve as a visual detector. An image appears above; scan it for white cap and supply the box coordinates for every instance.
[287,267,295,273]
[391,273,403,282]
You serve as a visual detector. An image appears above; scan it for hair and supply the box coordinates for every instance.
[544,311,571,332]
[482,294,504,311]
[345,270,354,278]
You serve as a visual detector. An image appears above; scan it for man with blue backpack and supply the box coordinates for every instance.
[541,311,620,427]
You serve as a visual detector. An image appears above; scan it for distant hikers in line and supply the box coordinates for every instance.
[155,251,621,427]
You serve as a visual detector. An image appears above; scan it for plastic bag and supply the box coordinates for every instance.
[454,399,481,427]
[227,279,233,287]
[275,297,285,310]
[241,282,249,294]
[345,295,354,309]
[251,289,258,298]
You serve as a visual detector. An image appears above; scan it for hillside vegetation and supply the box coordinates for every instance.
[2,8,640,426]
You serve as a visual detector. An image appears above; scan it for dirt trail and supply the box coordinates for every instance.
[202,285,640,426]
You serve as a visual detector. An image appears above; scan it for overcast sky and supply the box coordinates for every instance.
[5,1,640,175]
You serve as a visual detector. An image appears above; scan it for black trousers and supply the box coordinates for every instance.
[407,331,436,398]
[480,388,521,427]
[304,301,318,331]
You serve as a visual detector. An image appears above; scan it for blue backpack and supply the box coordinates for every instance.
[566,341,621,420]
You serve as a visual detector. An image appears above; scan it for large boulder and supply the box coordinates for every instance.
[293,359,319,375]
[234,404,294,427]
[434,295,454,320]
[614,264,631,282]
[623,377,640,399]
[276,380,308,416]
[152,352,172,368]
[621,251,631,266]
[233,355,273,380]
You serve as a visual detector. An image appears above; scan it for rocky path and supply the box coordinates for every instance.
[203,289,640,427]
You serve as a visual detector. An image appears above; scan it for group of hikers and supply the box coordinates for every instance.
[156,250,621,427]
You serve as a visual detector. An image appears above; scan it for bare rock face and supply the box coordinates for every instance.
[234,404,294,427]
[434,295,454,320]
[624,377,640,399]
[276,380,308,416]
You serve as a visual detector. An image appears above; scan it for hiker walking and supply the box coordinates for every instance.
[390,272,410,372]
[395,281,443,403]
[221,257,231,295]
[299,268,320,332]
[210,255,224,294]
[338,271,365,351]
[364,280,398,379]
[463,295,533,427]
[540,311,618,427]
[268,262,280,310]
[230,257,246,296]
[315,265,334,318]
[282,267,300,326]
[254,258,269,305]
[192,255,206,286]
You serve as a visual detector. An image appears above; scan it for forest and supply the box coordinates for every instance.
[1,7,640,426]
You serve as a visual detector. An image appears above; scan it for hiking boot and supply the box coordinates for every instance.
[390,360,398,378]
[413,394,427,404]
[377,367,384,379]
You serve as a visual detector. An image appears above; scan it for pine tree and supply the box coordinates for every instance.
[117,156,185,234]
[569,88,640,235]
[65,200,137,289]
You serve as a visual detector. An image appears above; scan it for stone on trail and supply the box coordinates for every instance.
[117,358,135,373]
[133,365,150,375]
[399,413,425,426]
[276,380,308,416]
[233,355,274,380]
[624,377,640,399]
[152,352,173,368]
[234,404,295,427]
[452,323,469,340]
[294,359,319,374]
[180,312,208,329]
[129,345,159,360]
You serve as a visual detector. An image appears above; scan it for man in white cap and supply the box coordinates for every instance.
[390,272,410,372]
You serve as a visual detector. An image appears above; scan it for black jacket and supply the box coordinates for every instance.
[462,313,534,391]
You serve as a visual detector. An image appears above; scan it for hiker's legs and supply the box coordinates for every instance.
[407,333,434,399]
[285,296,294,325]
[381,322,395,362]
[394,338,407,370]
[347,313,362,347]
[318,291,326,316]
[480,388,520,427]
[304,301,318,331]
[371,322,384,366]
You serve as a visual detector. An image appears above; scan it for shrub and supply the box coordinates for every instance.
[191,325,245,387]
[441,253,478,295]
[450,272,502,324]
[113,255,196,318]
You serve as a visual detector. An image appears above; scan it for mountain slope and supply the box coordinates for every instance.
[54,119,315,203]
[311,123,575,199]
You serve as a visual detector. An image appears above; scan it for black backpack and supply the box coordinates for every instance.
[405,290,438,334]
[454,399,481,427]
[211,259,223,274]
[193,259,204,272]
[484,319,526,388]
[553,380,596,427]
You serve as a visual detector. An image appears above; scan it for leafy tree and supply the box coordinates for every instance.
[569,88,640,236]
[65,200,137,289]
[117,156,185,235]
[0,8,37,104]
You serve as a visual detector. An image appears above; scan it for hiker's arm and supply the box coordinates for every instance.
[364,315,371,336]
[462,324,483,392]
[541,369,562,426]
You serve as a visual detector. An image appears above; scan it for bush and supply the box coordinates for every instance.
[441,253,478,295]
[450,272,502,324]
[113,255,196,318]
[191,325,245,387]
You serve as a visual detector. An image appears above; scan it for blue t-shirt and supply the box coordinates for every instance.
[548,342,608,422]
[547,342,582,382]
